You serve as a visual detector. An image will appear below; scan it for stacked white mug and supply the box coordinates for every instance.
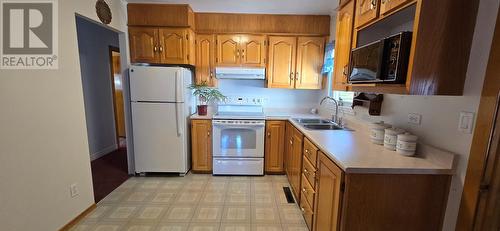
[396,133,418,156]
[384,128,406,150]
[370,121,392,145]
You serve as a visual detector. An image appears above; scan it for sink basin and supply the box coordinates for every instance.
[303,124,346,130]
[293,118,333,124]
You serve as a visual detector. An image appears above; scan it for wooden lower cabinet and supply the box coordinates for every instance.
[265,121,286,174]
[191,120,212,172]
[314,151,344,231]
[280,121,452,231]
[289,126,304,200]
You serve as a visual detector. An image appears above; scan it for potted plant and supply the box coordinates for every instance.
[188,82,227,116]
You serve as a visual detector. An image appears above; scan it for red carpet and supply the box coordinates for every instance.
[91,148,130,202]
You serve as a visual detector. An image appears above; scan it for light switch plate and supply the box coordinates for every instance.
[458,111,475,134]
[408,113,422,125]
[70,183,79,198]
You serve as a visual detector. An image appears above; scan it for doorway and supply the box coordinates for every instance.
[75,16,130,203]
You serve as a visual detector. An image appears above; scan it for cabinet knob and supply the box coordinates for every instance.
[290,140,293,145]
[154,46,158,52]
[290,72,294,81]
[370,0,377,9]
[305,149,309,154]
[267,132,271,137]
[207,131,210,137]
[342,65,348,76]
[159,46,164,53]
[302,188,306,193]
[301,207,305,213]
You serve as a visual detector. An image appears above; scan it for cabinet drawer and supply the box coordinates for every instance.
[301,174,316,207]
[300,193,314,230]
[303,138,319,165]
[302,157,317,188]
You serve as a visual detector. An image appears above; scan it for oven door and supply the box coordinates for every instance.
[212,120,265,158]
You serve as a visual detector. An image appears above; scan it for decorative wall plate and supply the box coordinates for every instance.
[96,0,112,25]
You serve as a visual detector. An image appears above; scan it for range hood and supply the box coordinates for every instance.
[215,67,266,80]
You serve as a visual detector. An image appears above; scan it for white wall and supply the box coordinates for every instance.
[217,79,322,113]
[0,0,128,230]
[320,0,499,229]
[76,16,120,160]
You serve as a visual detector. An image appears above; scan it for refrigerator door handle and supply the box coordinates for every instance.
[175,70,183,102]
[176,102,183,137]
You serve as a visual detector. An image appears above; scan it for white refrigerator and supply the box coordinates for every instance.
[129,66,194,175]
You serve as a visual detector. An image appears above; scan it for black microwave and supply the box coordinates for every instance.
[348,32,412,84]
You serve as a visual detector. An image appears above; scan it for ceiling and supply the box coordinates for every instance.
[126,0,339,15]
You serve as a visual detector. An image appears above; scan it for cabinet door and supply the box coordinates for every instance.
[355,0,380,28]
[216,35,240,66]
[267,36,297,89]
[187,29,196,65]
[195,34,216,86]
[285,122,293,177]
[129,27,159,63]
[333,1,355,91]
[159,28,187,64]
[291,128,304,201]
[295,37,325,90]
[380,0,412,15]
[240,35,267,67]
[265,121,286,174]
[314,152,344,231]
[191,120,212,172]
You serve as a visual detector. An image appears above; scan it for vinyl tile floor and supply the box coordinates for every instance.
[71,172,308,231]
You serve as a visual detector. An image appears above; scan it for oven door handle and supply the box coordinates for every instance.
[212,124,265,128]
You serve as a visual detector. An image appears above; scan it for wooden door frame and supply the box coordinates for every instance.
[108,46,121,148]
[457,7,500,230]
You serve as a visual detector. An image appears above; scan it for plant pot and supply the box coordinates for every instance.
[197,105,208,116]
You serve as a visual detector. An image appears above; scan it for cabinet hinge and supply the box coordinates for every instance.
[340,182,345,192]
[187,54,190,61]
[186,34,189,40]
[216,57,218,62]
[216,40,218,45]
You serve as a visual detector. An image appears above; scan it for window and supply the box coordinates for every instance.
[333,91,355,106]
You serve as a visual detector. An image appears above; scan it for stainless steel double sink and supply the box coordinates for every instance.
[293,118,352,131]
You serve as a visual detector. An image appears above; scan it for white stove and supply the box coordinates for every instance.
[212,97,266,175]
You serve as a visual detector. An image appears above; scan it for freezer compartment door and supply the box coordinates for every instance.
[132,102,187,173]
[130,66,187,102]
[213,158,264,175]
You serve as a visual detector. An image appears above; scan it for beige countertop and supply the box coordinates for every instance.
[190,112,456,175]
[289,119,456,175]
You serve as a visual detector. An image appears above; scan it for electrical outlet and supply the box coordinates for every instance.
[458,111,475,134]
[70,183,79,198]
[408,113,422,125]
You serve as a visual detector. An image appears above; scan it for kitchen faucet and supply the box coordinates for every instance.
[320,96,342,126]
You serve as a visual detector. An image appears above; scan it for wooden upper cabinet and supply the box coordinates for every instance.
[240,35,267,67]
[216,34,267,67]
[127,4,195,28]
[196,34,216,86]
[265,121,286,174]
[191,120,212,172]
[380,0,412,15]
[159,28,187,64]
[314,151,344,231]
[130,27,194,65]
[339,0,353,7]
[216,35,240,66]
[129,27,160,63]
[295,37,325,90]
[333,1,355,91]
[267,36,297,89]
[355,0,381,28]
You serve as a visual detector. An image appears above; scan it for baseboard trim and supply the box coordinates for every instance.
[59,203,96,231]
[90,144,118,161]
